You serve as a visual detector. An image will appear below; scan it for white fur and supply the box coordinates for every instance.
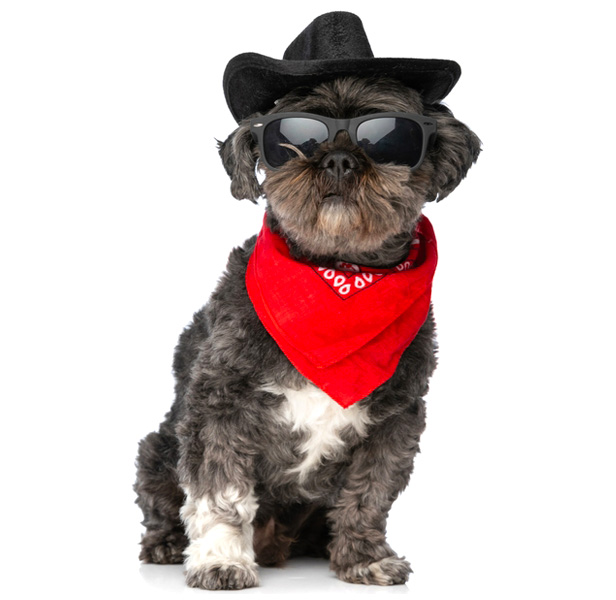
[180,487,258,572]
[267,383,372,482]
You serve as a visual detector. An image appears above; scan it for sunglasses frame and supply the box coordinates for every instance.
[250,111,437,172]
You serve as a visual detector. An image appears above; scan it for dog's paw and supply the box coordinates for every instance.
[185,562,259,591]
[139,531,187,564]
[335,555,411,586]
[140,542,184,565]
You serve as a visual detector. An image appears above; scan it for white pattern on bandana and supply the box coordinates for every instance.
[312,237,421,300]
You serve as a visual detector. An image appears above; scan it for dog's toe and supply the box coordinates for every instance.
[139,531,187,564]
[335,555,411,586]
[185,562,259,590]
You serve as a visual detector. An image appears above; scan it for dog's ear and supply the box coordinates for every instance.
[217,120,262,203]
[423,103,481,202]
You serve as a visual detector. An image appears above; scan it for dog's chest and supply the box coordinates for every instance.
[268,384,372,481]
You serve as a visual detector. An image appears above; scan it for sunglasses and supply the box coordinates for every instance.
[250,112,437,172]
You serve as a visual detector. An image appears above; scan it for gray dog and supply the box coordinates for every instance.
[135,12,480,591]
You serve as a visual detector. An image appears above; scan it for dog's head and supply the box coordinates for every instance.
[219,77,480,263]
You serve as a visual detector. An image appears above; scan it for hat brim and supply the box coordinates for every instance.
[223,52,461,122]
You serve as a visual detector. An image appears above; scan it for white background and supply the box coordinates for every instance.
[1,1,614,598]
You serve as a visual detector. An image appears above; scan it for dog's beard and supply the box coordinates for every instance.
[263,156,431,262]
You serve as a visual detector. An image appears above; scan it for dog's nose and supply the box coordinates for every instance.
[319,150,358,180]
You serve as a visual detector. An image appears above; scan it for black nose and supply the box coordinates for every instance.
[319,150,358,180]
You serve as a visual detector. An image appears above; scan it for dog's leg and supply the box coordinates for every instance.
[327,407,425,585]
[180,486,259,590]
[178,428,259,591]
[134,425,187,564]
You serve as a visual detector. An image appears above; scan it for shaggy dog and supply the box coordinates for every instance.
[134,75,480,590]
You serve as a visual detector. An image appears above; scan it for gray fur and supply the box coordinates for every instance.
[135,76,480,590]
[185,561,259,591]
[217,122,262,202]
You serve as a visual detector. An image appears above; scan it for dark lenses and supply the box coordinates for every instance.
[356,117,424,168]
[259,114,427,169]
[263,117,329,168]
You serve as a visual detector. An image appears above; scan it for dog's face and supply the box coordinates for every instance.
[219,77,480,262]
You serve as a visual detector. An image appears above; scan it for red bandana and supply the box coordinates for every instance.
[246,215,438,408]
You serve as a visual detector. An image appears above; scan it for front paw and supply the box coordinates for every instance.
[335,555,411,586]
[185,561,259,590]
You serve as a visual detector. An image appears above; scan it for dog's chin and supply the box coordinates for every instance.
[315,195,369,242]
[263,161,427,262]
[321,193,346,205]
[267,194,411,261]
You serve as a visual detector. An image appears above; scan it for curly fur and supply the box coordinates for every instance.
[134,76,480,590]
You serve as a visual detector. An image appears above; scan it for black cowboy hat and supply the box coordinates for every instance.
[223,11,461,123]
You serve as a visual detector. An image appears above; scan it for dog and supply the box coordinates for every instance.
[134,12,480,592]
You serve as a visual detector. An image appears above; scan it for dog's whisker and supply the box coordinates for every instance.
[279,143,307,160]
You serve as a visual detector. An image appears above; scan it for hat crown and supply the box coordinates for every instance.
[283,12,374,61]
[223,11,461,122]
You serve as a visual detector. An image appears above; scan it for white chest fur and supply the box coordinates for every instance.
[268,384,372,481]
